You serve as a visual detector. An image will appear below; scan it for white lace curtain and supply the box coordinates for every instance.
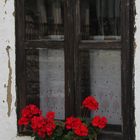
[37,0,62,24]
[96,0,120,18]
[96,0,121,36]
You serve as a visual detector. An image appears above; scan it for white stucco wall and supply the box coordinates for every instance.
[0,0,140,140]
[135,0,140,140]
[0,0,32,140]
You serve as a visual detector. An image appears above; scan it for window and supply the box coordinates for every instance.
[16,0,135,139]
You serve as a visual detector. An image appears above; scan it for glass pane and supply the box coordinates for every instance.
[24,0,64,40]
[79,50,122,125]
[80,0,121,40]
[25,48,65,120]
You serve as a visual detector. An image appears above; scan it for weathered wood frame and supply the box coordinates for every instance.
[16,0,135,139]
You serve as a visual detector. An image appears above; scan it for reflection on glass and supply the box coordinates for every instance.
[24,0,64,40]
[25,48,65,120]
[80,0,121,40]
[79,50,122,125]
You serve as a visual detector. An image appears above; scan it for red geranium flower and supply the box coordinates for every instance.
[19,104,41,126]
[21,104,41,119]
[31,116,56,138]
[29,104,41,115]
[45,119,56,136]
[18,99,108,140]
[82,96,99,110]
[46,112,55,120]
[74,124,88,137]
[92,116,107,129]
[31,116,46,138]
[65,116,82,130]
[72,118,82,130]
[65,116,75,130]
[18,117,29,126]
[31,116,46,132]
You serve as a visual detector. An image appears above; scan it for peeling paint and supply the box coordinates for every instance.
[5,0,7,4]
[12,11,15,17]
[6,40,10,43]
[4,84,6,88]
[134,41,137,48]
[6,46,12,117]
[14,100,17,107]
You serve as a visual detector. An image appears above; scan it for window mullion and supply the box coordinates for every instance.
[64,0,75,117]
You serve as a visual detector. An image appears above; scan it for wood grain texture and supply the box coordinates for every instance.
[16,0,135,139]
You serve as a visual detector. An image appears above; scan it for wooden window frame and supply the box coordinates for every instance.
[16,0,135,139]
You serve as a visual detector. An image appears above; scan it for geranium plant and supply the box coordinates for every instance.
[18,96,107,140]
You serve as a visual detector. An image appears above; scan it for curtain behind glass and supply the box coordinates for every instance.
[96,0,120,36]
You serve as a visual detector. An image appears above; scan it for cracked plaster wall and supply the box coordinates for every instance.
[0,0,140,140]
[135,0,140,140]
[0,0,32,140]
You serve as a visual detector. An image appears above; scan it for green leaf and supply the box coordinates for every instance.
[55,127,63,137]
[34,134,42,140]
[55,121,65,127]
[62,131,75,140]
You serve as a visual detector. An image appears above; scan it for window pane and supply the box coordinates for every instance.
[79,50,122,125]
[80,0,121,40]
[26,48,65,120]
[24,0,64,40]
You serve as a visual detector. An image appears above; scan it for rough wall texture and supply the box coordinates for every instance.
[135,0,140,140]
[0,0,139,140]
[0,0,32,140]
